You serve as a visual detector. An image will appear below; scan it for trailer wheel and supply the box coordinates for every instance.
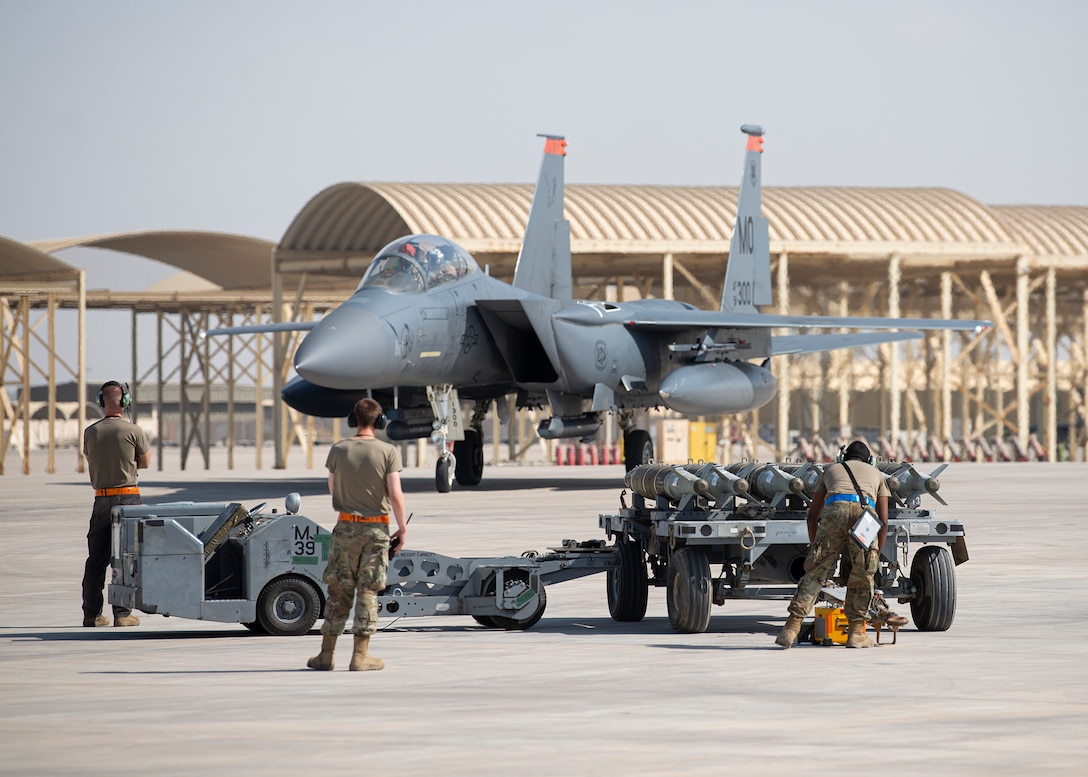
[436,456,453,493]
[607,541,648,622]
[909,546,957,631]
[482,571,547,630]
[256,576,321,636]
[491,587,547,631]
[624,429,654,471]
[666,547,712,633]
[454,430,484,486]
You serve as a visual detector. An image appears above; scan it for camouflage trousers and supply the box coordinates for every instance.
[786,502,878,623]
[320,521,390,636]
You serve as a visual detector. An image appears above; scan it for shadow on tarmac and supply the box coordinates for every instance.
[399,474,623,493]
[6,615,780,643]
[5,628,257,642]
[123,472,622,504]
[136,478,328,504]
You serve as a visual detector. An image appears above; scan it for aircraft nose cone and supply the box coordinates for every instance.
[294,304,391,390]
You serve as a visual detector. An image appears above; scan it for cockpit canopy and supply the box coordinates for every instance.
[358,234,478,293]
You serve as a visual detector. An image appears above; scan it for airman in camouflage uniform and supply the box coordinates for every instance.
[776,440,890,649]
[306,398,408,671]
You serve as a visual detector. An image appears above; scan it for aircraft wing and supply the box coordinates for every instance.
[201,321,318,338]
[623,310,991,333]
[771,331,921,356]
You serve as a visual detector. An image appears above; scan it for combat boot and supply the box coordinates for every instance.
[307,634,337,671]
[113,615,140,627]
[348,634,384,671]
[846,620,876,648]
[83,615,110,627]
[775,615,805,648]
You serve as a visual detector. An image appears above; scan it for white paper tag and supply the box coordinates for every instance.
[851,508,881,548]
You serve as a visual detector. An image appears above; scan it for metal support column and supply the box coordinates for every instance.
[1046,267,1057,461]
[1016,256,1030,449]
[47,294,57,473]
[775,252,791,457]
[1083,290,1088,461]
[941,272,953,440]
[836,283,851,439]
[888,255,902,448]
[272,249,287,469]
[77,271,86,474]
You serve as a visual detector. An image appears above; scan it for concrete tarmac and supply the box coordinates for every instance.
[1,451,1085,775]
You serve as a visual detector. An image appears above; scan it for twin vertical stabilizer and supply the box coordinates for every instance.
[512,134,573,300]
[720,125,772,314]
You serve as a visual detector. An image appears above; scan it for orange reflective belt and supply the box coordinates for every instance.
[95,486,140,497]
[338,512,389,524]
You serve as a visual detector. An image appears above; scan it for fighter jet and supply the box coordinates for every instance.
[210,126,989,492]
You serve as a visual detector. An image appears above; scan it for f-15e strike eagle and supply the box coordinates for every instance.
[209,126,989,492]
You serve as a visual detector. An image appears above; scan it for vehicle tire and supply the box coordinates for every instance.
[255,576,322,636]
[607,541,648,622]
[491,587,547,631]
[624,429,654,471]
[909,545,956,631]
[242,621,266,634]
[454,430,484,486]
[436,456,453,493]
[483,571,547,630]
[666,546,712,634]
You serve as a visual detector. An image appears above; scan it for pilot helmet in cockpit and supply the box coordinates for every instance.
[426,245,456,286]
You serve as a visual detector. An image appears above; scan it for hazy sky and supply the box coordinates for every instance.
[2,0,1085,382]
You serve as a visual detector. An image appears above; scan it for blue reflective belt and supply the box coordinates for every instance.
[825,493,875,508]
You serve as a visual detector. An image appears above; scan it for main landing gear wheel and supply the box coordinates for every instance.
[623,429,654,471]
[607,541,648,622]
[436,455,454,493]
[255,576,322,636]
[909,545,957,631]
[666,546,712,634]
[454,429,484,486]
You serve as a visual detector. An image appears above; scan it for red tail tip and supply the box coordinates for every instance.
[544,138,568,156]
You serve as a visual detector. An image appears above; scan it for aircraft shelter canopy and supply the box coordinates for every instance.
[4,190,1087,295]
[0,235,81,287]
[24,230,276,291]
[278,183,1052,263]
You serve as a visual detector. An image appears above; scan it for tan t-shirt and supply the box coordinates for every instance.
[325,437,402,517]
[816,460,891,504]
[83,417,150,490]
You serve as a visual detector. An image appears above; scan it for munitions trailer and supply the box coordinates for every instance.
[601,461,967,634]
